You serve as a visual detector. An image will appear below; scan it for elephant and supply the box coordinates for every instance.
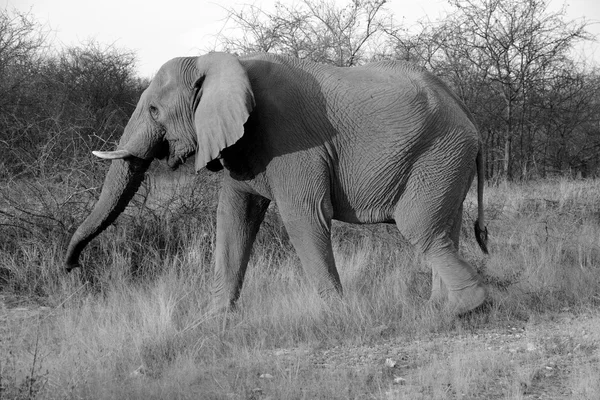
[64,52,489,315]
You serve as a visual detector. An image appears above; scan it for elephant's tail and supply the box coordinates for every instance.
[474,148,489,254]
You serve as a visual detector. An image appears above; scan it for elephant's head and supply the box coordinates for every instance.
[64,53,255,271]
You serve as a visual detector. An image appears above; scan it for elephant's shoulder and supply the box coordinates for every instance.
[240,53,301,68]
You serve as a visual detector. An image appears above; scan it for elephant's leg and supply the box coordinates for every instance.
[425,240,485,314]
[430,204,463,304]
[429,265,445,304]
[211,184,270,312]
[278,197,342,299]
[395,202,485,315]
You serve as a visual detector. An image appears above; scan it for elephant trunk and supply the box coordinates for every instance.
[64,157,151,271]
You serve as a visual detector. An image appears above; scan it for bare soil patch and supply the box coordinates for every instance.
[264,311,600,399]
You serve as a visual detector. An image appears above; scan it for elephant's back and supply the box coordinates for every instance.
[238,54,480,224]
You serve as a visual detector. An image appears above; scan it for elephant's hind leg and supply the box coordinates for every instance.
[424,241,486,314]
[430,204,463,304]
[394,201,486,315]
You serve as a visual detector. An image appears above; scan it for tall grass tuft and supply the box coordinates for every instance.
[2,176,600,398]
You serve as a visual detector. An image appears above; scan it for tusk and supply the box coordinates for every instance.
[92,149,133,160]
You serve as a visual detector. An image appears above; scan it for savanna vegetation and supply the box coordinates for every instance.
[1,0,600,398]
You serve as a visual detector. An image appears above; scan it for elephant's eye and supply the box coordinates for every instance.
[149,105,159,120]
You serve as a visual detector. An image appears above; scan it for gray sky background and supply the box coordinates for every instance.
[8,0,600,77]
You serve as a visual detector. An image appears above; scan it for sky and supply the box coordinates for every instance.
[8,0,600,78]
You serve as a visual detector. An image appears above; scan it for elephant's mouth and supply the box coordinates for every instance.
[166,145,194,170]
[167,155,188,170]
[154,141,187,170]
[154,140,170,160]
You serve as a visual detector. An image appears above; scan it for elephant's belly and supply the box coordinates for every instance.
[331,171,406,225]
[332,204,397,225]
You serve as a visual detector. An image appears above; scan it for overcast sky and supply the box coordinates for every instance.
[8,0,600,78]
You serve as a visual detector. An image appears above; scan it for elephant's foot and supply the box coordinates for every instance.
[428,289,446,306]
[64,262,80,273]
[447,283,487,315]
[208,295,239,316]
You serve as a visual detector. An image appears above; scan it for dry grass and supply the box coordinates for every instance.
[2,176,600,398]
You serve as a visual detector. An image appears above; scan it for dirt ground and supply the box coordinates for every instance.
[2,294,599,399]
[266,310,600,399]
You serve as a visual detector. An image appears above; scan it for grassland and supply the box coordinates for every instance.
[1,175,600,399]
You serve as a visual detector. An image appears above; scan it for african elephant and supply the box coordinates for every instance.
[64,52,489,315]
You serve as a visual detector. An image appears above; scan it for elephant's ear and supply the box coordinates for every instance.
[193,53,255,172]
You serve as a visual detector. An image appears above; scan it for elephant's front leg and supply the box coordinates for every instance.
[211,183,270,312]
[278,194,342,299]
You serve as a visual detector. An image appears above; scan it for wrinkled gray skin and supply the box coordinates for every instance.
[65,52,488,315]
